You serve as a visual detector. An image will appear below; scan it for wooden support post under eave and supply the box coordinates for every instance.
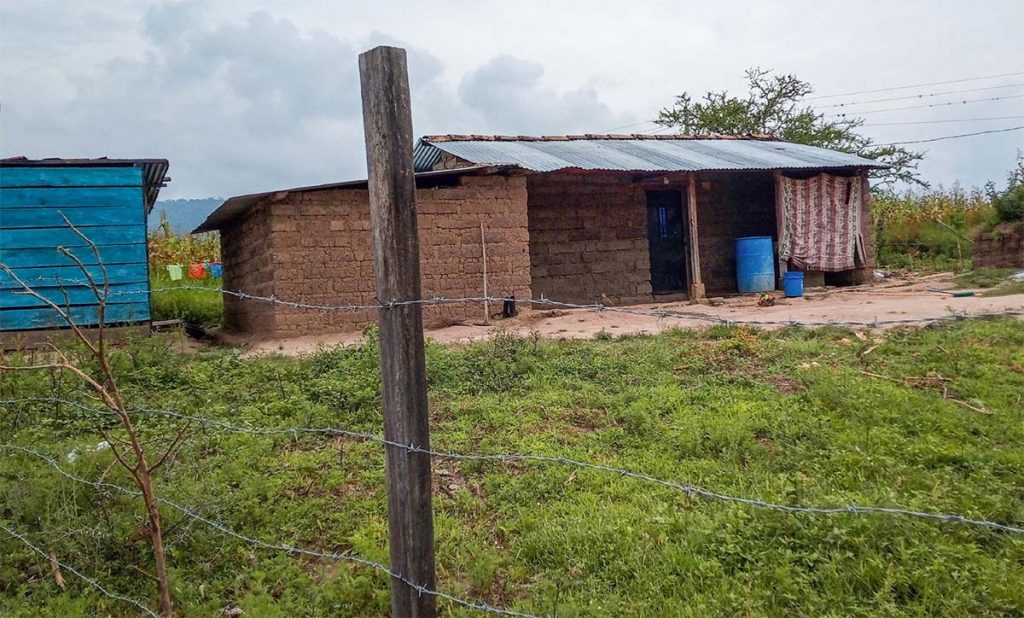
[773,170,787,289]
[686,173,705,299]
[359,45,437,618]
[859,170,876,268]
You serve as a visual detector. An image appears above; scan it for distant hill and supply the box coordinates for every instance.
[148,198,223,234]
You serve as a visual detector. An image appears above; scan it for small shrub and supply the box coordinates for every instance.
[990,185,1024,223]
[988,153,1024,223]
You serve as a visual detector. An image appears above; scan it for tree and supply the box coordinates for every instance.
[655,68,926,188]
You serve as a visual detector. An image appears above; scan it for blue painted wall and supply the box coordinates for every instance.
[0,165,151,331]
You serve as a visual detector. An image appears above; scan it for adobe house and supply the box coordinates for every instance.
[195,135,882,339]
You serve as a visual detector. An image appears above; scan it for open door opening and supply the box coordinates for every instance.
[645,190,687,294]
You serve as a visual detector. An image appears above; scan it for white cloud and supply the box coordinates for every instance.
[1,2,631,197]
[458,55,632,134]
[1,0,1021,198]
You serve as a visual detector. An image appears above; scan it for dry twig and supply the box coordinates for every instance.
[859,370,994,415]
[0,220,183,616]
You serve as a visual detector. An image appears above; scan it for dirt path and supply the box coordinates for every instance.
[243,273,1024,356]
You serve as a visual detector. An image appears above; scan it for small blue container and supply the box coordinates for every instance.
[735,236,776,294]
[783,271,804,298]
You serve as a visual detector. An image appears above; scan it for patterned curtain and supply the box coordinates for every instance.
[779,174,862,271]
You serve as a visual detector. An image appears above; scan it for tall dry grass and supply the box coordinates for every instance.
[873,187,997,272]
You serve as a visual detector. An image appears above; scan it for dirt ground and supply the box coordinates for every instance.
[242,272,1024,356]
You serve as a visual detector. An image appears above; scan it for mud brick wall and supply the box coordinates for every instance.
[220,202,276,335]
[973,222,1024,268]
[223,175,532,339]
[694,172,777,294]
[417,175,532,326]
[528,172,653,304]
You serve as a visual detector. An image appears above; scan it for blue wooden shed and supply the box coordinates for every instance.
[0,157,169,333]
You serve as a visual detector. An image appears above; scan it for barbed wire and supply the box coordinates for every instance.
[4,398,1023,536]
[11,280,1022,327]
[0,443,544,618]
[0,520,160,618]
[120,285,1024,328]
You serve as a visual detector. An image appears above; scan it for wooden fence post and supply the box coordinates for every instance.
[774,170,788,289]
[686,173,705,299]
[359,45,437,618]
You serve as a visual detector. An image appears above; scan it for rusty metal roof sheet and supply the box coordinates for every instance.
[413,134,884,173]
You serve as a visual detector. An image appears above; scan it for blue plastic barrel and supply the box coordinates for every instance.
[735,236,776,294]
[783,271,805,298]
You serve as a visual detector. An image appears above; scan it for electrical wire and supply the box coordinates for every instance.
[602,72,1024,133]
[830,94,1024,117]
[813,82,1024,109]
[873,125,1024,146]
[596,119,661,133]
[863,115,1024,127]
[805,70,1024,100]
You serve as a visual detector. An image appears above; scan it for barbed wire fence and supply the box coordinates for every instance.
[31,281,1022,328]
[4,397,1023,536]
[4,272,1024,614]
[3,270,1024,615]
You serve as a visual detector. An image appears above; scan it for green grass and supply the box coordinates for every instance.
[954,268,1024,297]
[2,320,1024,616]
[982,282,1024,297]
[954,268,1018,289]
[149,273,223,326]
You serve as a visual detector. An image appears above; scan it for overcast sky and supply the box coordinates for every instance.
[2,1,1022,199]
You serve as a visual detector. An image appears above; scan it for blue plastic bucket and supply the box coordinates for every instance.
[783,271,805,298]
[735,236,776,294]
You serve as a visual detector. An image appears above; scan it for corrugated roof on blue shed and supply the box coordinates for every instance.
[0,158,169,332]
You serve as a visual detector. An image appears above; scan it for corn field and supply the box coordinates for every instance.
[872,187,997,272]
[148,230,220,270]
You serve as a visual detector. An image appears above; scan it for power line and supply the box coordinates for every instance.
[613,72,1024,133]
[830,93,1024,117]
[597,119,660,133]
[813,82,1024,109]
[863,115,1024,127]
[604,95,1022,136]
[874,125,1024,146]
[805,70,1024,100]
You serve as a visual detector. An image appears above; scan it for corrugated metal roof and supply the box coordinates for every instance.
[1,157,170,211]
[413,135,884,173]
[193,165,508,233]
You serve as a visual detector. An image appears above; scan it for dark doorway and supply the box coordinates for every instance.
[646,190,687,293]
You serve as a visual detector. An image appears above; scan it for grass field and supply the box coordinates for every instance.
[149,274,223,326]
[954,268,1024,298]
[2,319,1023,616]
